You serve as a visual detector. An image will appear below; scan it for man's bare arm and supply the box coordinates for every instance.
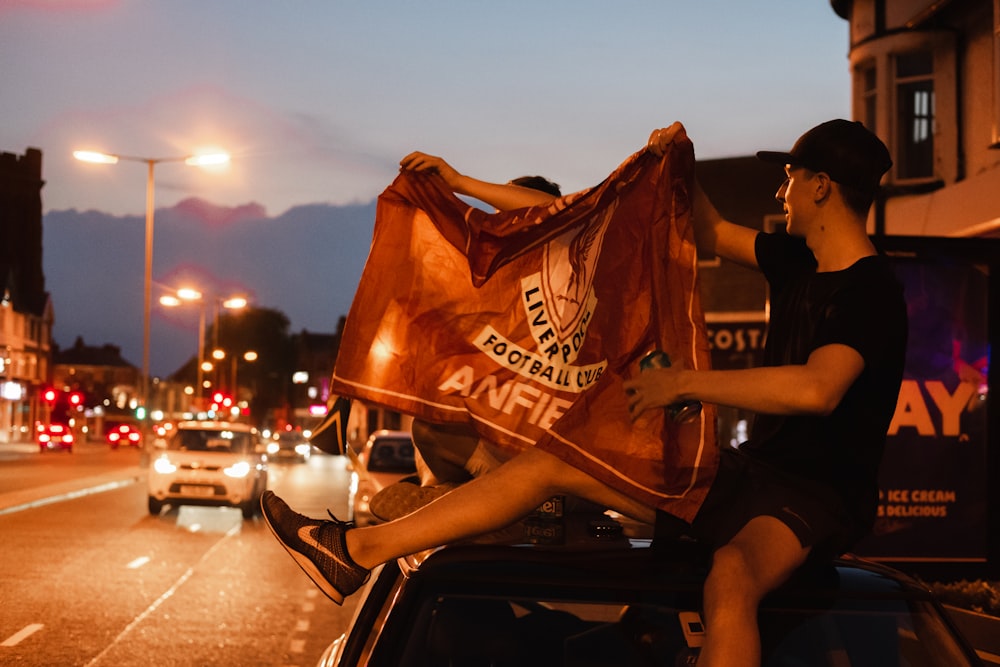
[399,152,557,211]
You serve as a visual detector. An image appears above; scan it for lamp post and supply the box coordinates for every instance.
[73,150,229,420]
[160,288,247,411]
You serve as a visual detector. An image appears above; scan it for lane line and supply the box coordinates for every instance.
[0,478,138,516]
[1,624,44,647]
[83,523,240,667]
[126,556,150,569]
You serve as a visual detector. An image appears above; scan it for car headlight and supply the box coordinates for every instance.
[294,444,311,456]
[153,456,178,474]
[266,442,279,455]
[224,461,252,478]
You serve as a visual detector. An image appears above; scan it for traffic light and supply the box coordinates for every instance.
[68,391,84,407]
[211,391,234,409]
[42,387,58,403]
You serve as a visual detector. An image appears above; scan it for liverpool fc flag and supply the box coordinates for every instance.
[332,139,717,522]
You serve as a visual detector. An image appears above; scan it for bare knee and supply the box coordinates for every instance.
[705,544,766,607]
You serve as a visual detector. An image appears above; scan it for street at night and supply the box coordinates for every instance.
[0,443,358,667]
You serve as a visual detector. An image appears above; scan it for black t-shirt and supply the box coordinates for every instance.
[740,232,908,534]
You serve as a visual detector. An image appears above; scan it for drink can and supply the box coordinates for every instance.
[639,351,703,423]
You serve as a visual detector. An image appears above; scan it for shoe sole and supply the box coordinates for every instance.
[260,495,346,604]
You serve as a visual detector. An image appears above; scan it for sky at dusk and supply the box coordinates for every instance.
[1,1,851,375]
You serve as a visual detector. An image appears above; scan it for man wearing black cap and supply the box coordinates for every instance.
[261,120,907,667]
[630,119,907,666]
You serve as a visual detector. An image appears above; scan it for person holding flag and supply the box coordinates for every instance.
[262,119,906,667]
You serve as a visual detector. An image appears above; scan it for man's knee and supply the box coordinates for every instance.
[706,543,758,595]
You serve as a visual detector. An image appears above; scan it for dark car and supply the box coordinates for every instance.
[317,514,983,666]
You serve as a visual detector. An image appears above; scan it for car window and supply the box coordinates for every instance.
[170,429,253,454]
[367,437,416,474]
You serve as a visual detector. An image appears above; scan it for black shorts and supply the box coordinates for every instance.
[686,447,856,558]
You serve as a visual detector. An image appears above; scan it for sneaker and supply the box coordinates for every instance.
[260,490,370,604]
[369,479,458,522]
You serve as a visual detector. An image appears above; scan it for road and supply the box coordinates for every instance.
[0,441,360,667]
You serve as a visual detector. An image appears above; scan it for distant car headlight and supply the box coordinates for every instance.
[266,442,280,455]
[294,444,311,456]
[153,456,177,474]
[224,461,252,478]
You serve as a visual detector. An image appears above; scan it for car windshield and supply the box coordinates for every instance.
[386,591,975,666]
[367,437,415,474]
[170,428,254,454]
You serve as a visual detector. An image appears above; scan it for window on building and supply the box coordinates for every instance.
[895,51,935,179]
[861,63,878,132]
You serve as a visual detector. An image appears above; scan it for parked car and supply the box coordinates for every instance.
[107,422,142,448]
[37,422,74,453]
[266,430,313,462]
[316,514,984,666]
[147,420,268,520]
[346,430,417,526]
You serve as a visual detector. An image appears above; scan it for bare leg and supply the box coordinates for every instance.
[698,516,811,667]
[347,446,656,569]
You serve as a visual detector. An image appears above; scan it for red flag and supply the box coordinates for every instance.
[332,140,717,521]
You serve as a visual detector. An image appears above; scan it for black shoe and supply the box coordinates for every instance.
[260,490,370,603]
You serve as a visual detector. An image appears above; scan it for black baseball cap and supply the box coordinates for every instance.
[756,119,892,196]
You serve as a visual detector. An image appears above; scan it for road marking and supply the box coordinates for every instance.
[1,624,44,647]
[126,556,150,569]
[289,638,306,653]
[295,619,310,633]
[82,523,240,667]
[0,479,137,516]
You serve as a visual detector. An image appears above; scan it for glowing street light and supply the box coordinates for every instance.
[73,148,230,420]
[159,286,248,407]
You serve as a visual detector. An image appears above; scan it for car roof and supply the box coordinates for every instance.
[397,520,932,602]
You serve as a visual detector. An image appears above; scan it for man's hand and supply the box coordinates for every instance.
[647,122,688,157]
[623,364,686,420]
[399,152,463,190]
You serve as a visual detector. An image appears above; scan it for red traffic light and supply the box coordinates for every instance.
[42,388,58,403]
[211,391,234,408]
[68,391,84,406]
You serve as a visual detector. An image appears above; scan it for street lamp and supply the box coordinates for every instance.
[73,149,230,419]
[159,287,247,409]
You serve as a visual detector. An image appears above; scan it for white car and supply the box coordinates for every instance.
[147,421,268,520]
[347,430,417,526]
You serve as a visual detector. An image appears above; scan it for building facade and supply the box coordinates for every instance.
[0,148,52,444]
[832,0,1000,237]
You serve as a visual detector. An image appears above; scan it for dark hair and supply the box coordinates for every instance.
[510,175,561,197]
[836,181,876,219]
[800,166,876,220]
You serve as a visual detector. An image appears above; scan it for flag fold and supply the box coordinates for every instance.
[332,139,717,521]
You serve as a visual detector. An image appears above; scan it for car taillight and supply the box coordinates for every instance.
[129,432,140,442]
[109,433,120,442]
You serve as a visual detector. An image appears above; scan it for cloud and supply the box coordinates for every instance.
[44,196,377,376]
[39,84,399,216]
